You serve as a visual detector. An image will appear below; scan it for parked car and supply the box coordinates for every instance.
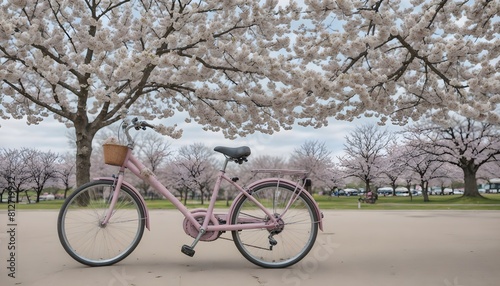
[332,189,346,196]
[395,187,409,196]
[344,188,359,196]
[430,187,453,195]
[39,193,55,201]
[443,188,454,195]
[453,190,464,195]
[377,187,393,196]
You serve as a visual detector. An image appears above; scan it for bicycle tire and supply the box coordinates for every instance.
[57,180,146,266]
[230,182,319,268]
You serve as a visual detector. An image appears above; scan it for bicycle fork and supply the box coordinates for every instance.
[101,172,125,227]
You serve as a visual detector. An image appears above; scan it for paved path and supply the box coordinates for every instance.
[1,210,499,286]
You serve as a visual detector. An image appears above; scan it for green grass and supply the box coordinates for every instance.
[1,194,500,211]
[315,194,500,210]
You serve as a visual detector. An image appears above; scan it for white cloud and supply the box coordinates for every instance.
[0,118,73,154]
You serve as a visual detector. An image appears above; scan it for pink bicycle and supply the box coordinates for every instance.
[57,118,323,268]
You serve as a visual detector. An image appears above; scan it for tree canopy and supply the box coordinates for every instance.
[296,0,499,124]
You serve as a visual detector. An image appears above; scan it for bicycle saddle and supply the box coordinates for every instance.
[214,146,251,159]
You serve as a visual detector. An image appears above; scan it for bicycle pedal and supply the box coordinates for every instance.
[181,245,195,257]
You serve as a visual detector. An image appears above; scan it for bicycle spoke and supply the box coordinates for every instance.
[231,182,318,268]
[58,181,145,266]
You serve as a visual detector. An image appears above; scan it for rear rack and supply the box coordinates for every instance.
[251,169,309,176]
[250,169,310,189]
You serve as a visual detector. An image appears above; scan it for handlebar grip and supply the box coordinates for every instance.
[141,122,155,129]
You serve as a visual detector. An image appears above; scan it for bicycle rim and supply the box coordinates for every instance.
[231,183,318,268]
[57,181,145,266]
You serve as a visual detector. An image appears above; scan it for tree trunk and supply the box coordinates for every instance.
[364,179,371,194]
[462,164,482,198]
[406,183,413,201]
[64,187,70,199]
[74,122,96,188]
[25,190,32,204]
[422,180,430,202]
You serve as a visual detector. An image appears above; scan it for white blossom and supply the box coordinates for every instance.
[0,0,497,163]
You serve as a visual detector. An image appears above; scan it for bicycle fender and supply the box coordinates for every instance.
[229,178,323,231]
[96,177,150,231]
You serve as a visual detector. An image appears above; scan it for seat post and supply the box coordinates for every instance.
[221,157,231,172]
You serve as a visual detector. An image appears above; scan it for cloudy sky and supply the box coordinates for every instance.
[0,113,403,161]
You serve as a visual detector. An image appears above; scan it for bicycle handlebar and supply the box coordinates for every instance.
[131,117,155,130]
[122,117,155,146]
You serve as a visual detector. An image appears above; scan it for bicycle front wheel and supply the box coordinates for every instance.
[57,180,146,266]
[231,182,319,268]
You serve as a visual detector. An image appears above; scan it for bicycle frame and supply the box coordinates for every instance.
[100,147,322,234]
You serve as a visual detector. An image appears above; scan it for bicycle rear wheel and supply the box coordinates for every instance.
[230,182,319,268]
[57,180,146,266]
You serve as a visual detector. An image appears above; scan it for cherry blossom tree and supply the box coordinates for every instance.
[339,124,395,193]
[55,152,75,199]
[380,144,409,196]
[289,140,333,193]
[429,163,462,195]
[0,148,31,203]
[405,117,500,197]
[22,148,59,202]
[171,142,217,205]
[296,0,499,125]
[137,132,173,173]
[238,154,288,182]
[399,144,445,202]
[134,132,173,198]
[319,164,345,196]
[0,0,317,187]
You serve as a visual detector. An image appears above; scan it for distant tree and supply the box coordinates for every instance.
[173,143,217,205]
[319,164,345,196]
[339,124,395,194]
[405,117,500,197]
[22,148,59,203]
[400,144,445,202]
[56,152,75,199]
[289,140,333,194]
[0,148,31,203]
[380,144,410,196]
[429,164,462,195]
[239,154,288,181]
[137,132,173,173]
[135,132,173,198]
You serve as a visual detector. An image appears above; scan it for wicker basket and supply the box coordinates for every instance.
[103,144,129,166]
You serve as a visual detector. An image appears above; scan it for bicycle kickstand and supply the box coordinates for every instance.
[181,228,206,257]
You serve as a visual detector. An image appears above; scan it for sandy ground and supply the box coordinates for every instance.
[0,209,499,286]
